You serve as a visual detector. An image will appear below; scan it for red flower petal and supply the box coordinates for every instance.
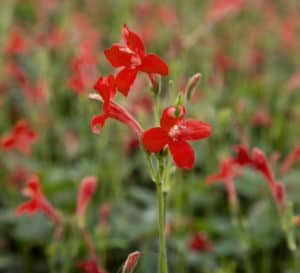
[142,127,169,152]
[1,134,15,149]
[179,119,212,141]
[140,53,169,75]
[91,114,108,134]
[16,199,38,215]
[116,68,138,96]
[93,74,116,102]
[160,105,185,131]
[104,44,133,68]
[122,24,145,56]
[107,101,143,135]
[206,172,223,183]
[169,141,195,169]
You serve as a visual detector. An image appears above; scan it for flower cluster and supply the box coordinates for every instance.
[207,145,286,209]
[16,174,62,235]
[90,24,212,169]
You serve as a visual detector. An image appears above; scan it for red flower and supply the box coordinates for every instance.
[206,158,240,183]
[16,175,62,231]
[188,232,213,252]
[207,0,244,23]
[142,105,211,169]
[1,120,38,154]
[233,145,284,207]
[206,158,240,208]
[251,148,276,186]
[104,24,169,96]
[232,145,253,166]
[90,74,142,136]
[280,144,300,174]
[76,176,98,220]
[77,260,107,273]
[5,29,27,54]
[68,40,98,95]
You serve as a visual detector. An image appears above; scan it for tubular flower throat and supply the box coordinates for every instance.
[90,74,142,136]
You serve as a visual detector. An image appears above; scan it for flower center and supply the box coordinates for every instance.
[169,124,186,141]
[130,54,142,67]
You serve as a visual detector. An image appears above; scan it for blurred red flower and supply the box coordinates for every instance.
[142,105,211,169]
[104,24,169,96]
[280,144,300,174]
[16,175,62,230]
[77,260,107,273]
[233,145,285,207]
[5,29,28,54]
[1,120,38,155]
[207,0,244,22]
[206,158,240,208]
[77,176,98,220]
[189,232,213,252]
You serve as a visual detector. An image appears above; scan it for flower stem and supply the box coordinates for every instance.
[156,181,168,273]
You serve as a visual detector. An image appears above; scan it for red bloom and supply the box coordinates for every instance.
[104,24,169,96]
[189,232,213,252]
[76,176,98,220]
[281,20,296,47]
[252,148,276,186]
[280,144,300,175]
[142,105,211,169]
[233,145,284,207]
[68,40,98,95]
[232,145,253,166]
[1,120,38,154]
[77,260,107,273]
[207,0,244,22]
[206,158,240,183]
[90,74,142,136]
[5,30,27,54]
[16,175,62,231]
[206,158,240,208]
[122,251,141,273]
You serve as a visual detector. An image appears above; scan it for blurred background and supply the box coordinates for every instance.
[0,0,300,272]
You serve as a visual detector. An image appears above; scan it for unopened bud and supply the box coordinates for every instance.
[186,73,202,101]
[76,176,98,227]
[122,251,140,273]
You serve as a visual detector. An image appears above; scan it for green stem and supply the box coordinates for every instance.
[156,181,169,273]
[230,202,254,273]
[153,92,160,125]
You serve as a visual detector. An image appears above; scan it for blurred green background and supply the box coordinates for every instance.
[0,0,300,272]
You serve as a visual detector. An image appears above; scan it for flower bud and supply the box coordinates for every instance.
[76,176,98,226]
[122,251,140,273]
[185,73,202,101]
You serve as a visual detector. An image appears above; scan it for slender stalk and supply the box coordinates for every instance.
[230,202,254,273]
[156,181,168,273]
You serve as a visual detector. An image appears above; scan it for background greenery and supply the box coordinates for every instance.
[0,0,300,272]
